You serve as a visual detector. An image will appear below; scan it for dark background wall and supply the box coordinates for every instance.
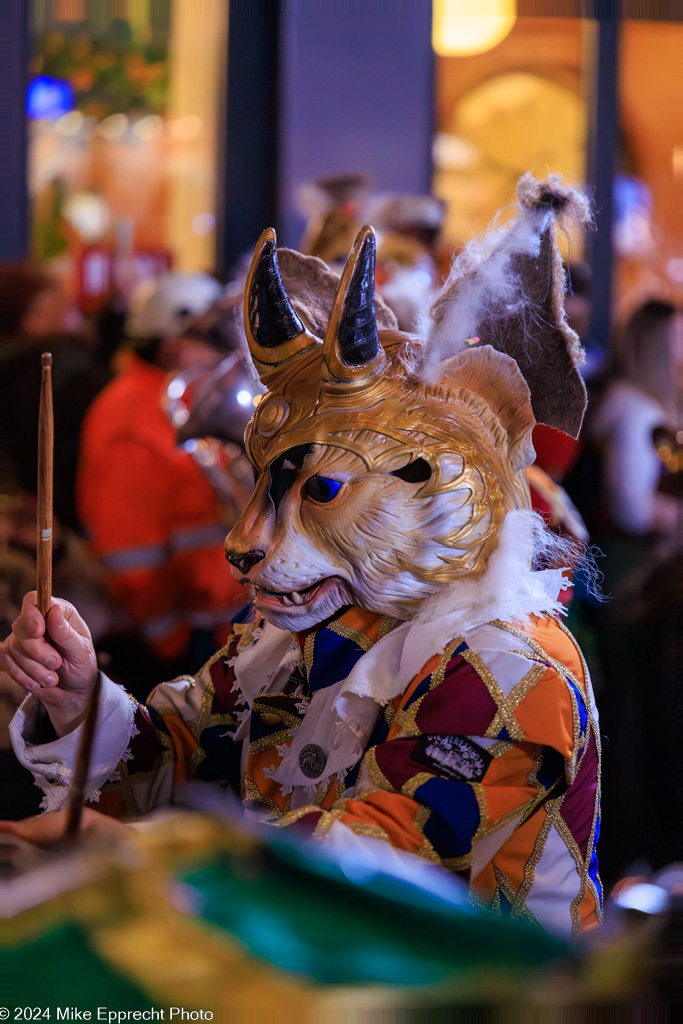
[220,0,434,270]
[278,1,434,247]
[219,3,281,276]
[0,0,29,263]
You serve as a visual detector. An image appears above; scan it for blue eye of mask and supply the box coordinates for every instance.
[303,476,343,503]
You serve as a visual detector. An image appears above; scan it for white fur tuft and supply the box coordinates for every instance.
[413,508,573,636]
[420,174,592,383]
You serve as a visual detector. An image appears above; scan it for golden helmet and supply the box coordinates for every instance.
[226,174,590,623]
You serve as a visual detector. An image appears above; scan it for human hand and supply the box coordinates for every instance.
[0,592,98,735]
[0,807,130,846]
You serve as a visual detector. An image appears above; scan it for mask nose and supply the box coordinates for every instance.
[225,549,266,577]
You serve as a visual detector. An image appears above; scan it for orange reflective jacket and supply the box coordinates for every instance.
[77,352,244,660]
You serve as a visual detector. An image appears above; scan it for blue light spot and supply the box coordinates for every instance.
[27,76,74,120]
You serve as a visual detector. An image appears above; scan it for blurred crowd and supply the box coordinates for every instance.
[1,174,679,885]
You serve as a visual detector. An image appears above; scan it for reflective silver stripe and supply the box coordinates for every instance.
[101,543,167,572]
[140,610,181,640]
[170,522,227,552]
[100,523,225,571]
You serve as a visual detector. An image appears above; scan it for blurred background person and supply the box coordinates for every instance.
[591,300,677,536]
[0,262,78,343]
[0,262,111,537]
[298,173,370,271]
[164,293,259,526]
[76,273,247,693]
[372,192,447,333]
[565,299,678,556]
[0,262,114,817]
[564,298,680,882]
[298,174,447,334]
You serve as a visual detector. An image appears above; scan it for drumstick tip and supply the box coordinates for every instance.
[41,352,52,367]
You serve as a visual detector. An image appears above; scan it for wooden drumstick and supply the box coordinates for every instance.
[34,353,99,842]
[64,673,103,840]
[37,352,54,618]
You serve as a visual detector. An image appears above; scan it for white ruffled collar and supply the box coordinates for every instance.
[233,510,568,802]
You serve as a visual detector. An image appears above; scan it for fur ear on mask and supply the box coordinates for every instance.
[442,344,536,473]
[426,173,592,439]
[278,248,398,338]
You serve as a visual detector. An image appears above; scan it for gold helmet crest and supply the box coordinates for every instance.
[226,174,590,623]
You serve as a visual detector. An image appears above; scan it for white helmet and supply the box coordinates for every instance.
[126,272,223,339]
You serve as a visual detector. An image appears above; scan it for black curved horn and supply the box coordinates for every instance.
[243,228,319,374]
[323,226,385,383]
[248,234,304,347]
[337,228,381,364]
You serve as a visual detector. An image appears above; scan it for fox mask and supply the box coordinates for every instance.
[225,175,590,631]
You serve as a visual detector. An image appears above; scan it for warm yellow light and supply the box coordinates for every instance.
[133,115,163,142]
[170,115,202,142]
[433,0,516,57]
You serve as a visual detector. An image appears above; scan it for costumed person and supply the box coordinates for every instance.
[372,192,446,332]
[298,173,370,271]
[75,272,246,685]
[0,493,115,822]
[3,175,601,938]
[163,292,259,527]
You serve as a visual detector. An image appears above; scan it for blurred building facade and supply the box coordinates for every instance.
[0,2,678,331]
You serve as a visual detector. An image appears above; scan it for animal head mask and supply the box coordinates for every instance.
[225,174,591,630]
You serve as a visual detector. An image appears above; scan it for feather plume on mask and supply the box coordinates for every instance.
[419,173,593,439]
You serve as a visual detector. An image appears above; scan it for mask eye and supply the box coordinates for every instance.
[390,457,432,483]
[303,476,343,503]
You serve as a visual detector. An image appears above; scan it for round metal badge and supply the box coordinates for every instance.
[298,743,327,779]
[257,399,289,438]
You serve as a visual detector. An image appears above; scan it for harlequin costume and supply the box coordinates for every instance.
[12,174,601,938]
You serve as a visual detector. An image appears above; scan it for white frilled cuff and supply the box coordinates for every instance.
[9,674,138,813]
